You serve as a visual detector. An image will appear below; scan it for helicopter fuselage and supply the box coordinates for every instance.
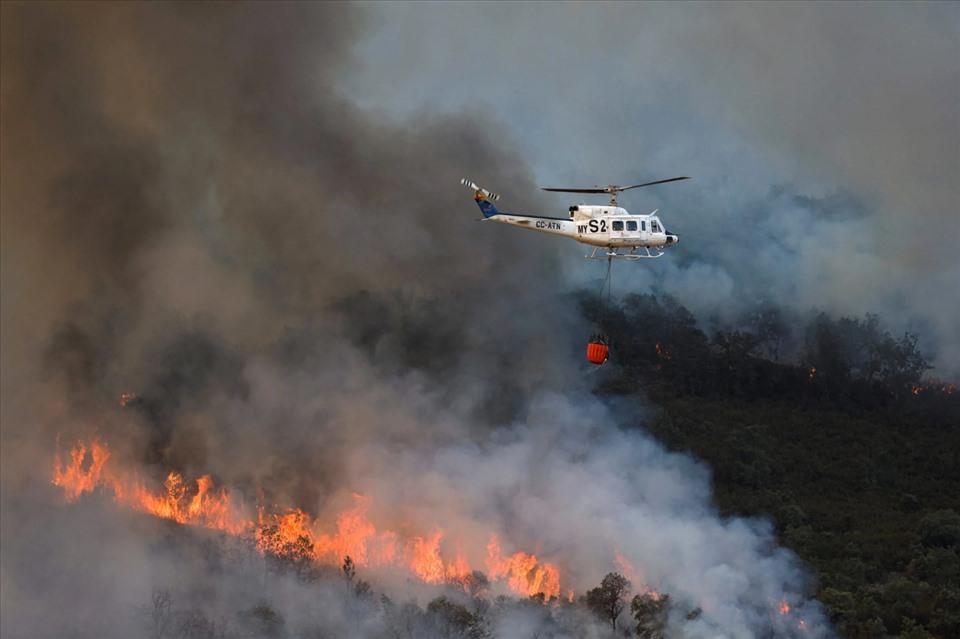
[487,204,679,249]
[463,177,683,260]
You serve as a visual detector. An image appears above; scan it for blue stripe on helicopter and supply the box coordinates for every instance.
[476,198,500,218]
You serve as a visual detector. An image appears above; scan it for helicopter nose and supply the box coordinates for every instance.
[666,233,679,245]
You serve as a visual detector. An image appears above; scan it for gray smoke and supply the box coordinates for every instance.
[2,3,830,638]
[345,2,960,374]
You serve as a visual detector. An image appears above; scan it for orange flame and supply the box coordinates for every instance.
[53,440,249,535]
[257,508,314,560]
[134,473,248,534]
[313,495,378,565]
[409,530,471,583]
[486,534,560,599]
[52,440,111,501]
[911,382,957,396]
[778,599,791,615]
[53,438,564,598]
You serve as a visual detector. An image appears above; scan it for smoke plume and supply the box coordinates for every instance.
[2,4,830,638]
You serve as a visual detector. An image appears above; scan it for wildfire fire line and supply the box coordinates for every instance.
[52,439,563,599]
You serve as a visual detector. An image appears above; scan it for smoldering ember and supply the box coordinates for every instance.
[2,4,958,639]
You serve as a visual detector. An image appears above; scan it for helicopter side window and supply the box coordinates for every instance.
[612,220,624,231]
[626,221,637,231]
[641,221,647,231]
[652,220,661,233]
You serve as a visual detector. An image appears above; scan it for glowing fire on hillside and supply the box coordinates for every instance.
[52,438,563,598]
[911,381,957,396]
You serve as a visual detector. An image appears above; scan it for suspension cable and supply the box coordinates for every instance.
[599,255,613,330]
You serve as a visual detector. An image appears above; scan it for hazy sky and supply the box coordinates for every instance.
[345,1,960,372]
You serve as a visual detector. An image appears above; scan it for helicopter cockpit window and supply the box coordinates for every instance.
[612,220,624,231]
[626,221,637,231]
[652,220,661,233]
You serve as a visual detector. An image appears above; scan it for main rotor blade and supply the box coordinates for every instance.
[542,177,690,194]
[541,187,611,194]
[620,176,691,191]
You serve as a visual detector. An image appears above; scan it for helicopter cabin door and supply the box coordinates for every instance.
[638,218,650,243]
[610,218,627,245]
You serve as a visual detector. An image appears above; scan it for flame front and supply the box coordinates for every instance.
[410,530,470,584]
[486,535,560,599]
[135,473,248,534]
[53,440,248,535]
[53,439,561,598]
[52,440,110,501]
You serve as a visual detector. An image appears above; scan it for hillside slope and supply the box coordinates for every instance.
[591,293,960,638]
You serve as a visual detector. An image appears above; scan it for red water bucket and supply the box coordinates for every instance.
[586,341,609,365]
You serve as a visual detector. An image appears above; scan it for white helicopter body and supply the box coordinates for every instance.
[461,177,685,260]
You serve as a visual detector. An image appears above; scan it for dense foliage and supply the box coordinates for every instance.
[588,293,960,639]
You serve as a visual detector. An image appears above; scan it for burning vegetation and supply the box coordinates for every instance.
[47,432,825,638]
[53,440,247,535]
[53,438,563,599]
[911,381,957,396]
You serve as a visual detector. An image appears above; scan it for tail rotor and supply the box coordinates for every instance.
[460,178,501,201]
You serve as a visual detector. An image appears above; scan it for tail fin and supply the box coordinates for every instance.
[460,178,501,218]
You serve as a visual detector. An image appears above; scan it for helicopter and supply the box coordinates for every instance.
[460,176,689,260]
[461,175,691,365]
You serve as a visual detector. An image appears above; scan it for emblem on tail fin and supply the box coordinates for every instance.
[461,178,502,218]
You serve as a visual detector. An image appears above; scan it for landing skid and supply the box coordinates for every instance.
[585,246,664,260]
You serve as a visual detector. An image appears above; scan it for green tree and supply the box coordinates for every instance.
[918,510,960,549]
[585,572,631,632]
[803,314,851,384]
[631,592,670,639]
[749,305,790,361]
[899,617,934,639]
